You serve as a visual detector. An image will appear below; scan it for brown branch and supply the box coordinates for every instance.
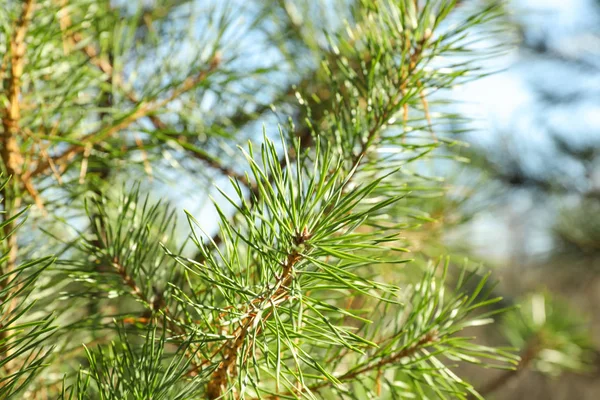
[1,0,34,183]
[1,0,44,213]
[205,237,307,399]
[256,331,438,400]
[48,1,253,189]
[202,12,436,398]
[470,336,540,399]
[1,0,35,283]
[26,61,217,180]
[0,0,36,381]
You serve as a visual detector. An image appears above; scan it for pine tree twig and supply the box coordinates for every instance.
[1,0,35,288]
[25,59,218,181]
[50,0,253,189]
[257,330,439,400]
[205,235,308,399]
[76,39,250,187]
[0,0,36,380]
[203,53,426,391]
[220,29,432,399]
[336,36,427,201]
[201,35,432,382]
[470,336,540,399]
[110,254,207,373]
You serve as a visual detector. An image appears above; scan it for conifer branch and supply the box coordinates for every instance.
[0,0,36,365]
[471,335,540,399]
[26,62,219,180]
[198,6,448,396]
[203,53,424,393]
[49,0,253,189]
[206,234,308,399]
[1,0,35,275]
[259,330,439,399]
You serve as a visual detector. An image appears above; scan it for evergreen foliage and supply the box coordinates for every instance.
[0,0,591,399]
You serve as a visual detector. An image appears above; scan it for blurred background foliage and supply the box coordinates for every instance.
[442,0,600,398]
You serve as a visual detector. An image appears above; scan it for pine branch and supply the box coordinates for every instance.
[259,330,440,400]
[0,0,35,276]
[468,336,539,399]
[195,7,433,268]
[50,0,253,189]
[200,82,416,396]
[26,60,220,181]
[206,234,309,399]
[191,3,480,397]
[0,0,36,368]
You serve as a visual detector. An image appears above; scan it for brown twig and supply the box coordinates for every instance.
[256,330,439,400]
[49,1,252,189]
[1,0,35,294]
[27,62,218,181]
[1,0,45,213]
[203,10,437,397]
[471,336,540,399]
[205,236,307,399]
[0,0,36,381]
